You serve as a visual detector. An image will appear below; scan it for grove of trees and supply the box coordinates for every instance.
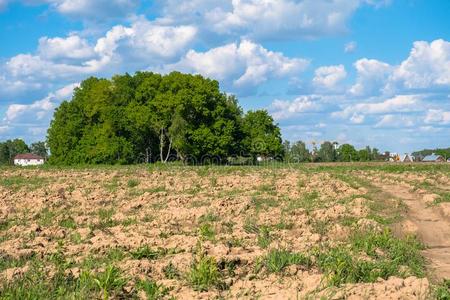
[47,72,283,165]
[0,140,48,165]
[284,141,382,162]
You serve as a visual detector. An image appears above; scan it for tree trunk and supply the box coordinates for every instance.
[159,128,165,163]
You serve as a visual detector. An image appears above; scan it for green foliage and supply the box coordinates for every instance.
[199,223,216,241]
[0,139,30,165]
[257,226,272,249]
[318,141,338,162]
[137,279,170,300]
[47,72,251,165]
[30,141,48,158]
[315,229,425,286]
[337,144,358,162]
[127,178,140,188]
[163,262,180,279]
[257,249,311,273]
[93,266,126,300]
[284,140,310,162]
[435,279,450,300]
[241,110,283,159]
[187,255,222,291]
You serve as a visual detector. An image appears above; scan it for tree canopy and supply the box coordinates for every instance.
[47,72,283,165]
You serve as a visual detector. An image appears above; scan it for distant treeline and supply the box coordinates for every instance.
[412,148,450,160]
[284,141,383,162]
[0,140,48,164]
[47,72,283,165]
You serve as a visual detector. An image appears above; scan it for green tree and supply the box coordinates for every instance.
[30,141,48,158]
[241,110,283,160]
[47,72,245,165]
[337,144,358,162]
[0,139,30,164]
[289,141,310,162]
[318,141,337,162]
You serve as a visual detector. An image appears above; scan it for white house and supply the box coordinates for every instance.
[13,153,45,166]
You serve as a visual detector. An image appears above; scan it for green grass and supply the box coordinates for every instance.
[137,279,170,300]
[127,178,140,188]
[315,229,425,286]
[163,262,180,279]
[93,266,127,300]
[199,223,216,241]
[130,246,183,260]
[59,216,77,229]
[257,226,271,249]
[435,279,450,300]
[251,196,279,212]
[0,176,48,191]
[187,255,223,291]
[198,212,219,223]
[285,191,320,214]
[257,249,311,274]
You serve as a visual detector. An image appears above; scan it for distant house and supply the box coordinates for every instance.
[422,153,445,163]
[13,153,45,166]
[399,154,413,162]
[447,158,450,163]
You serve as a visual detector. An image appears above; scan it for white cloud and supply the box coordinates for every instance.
[166,39,309,91]
[424,109,450,125]
[334,95,421,119]
[344,41,357,53]
[389,39,450,90]
[3,83,79,122]
[270,95,321,120]
[375,114,415,128]
[51,0,139,21]
[38,35,95,61]
[3,19,197,87]
[95,19,197,62]
[350,39,450,96]
[312,64,347,92]
[159,0,385,40]
[349,58,392,96]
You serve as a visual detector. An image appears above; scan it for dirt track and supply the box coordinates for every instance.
[373,182,450,281]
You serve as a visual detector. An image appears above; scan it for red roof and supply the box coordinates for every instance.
[14,153,44,160]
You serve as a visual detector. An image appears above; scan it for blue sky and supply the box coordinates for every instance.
[0,0,449,153]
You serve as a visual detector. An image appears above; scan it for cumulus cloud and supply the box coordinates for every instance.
[333,95,421,120]
[3,19,197,90]
[349,58,392,96]
[3,82,78,122]
[350,39,450,96]
[424,109,450,125]
[38,35,96,61]
[375,114,415,128]
[312,64,347,92]
[166,39,309,92]
[388,39,450,91]
[269,95,322,120]
[158,0,385,40]
[95,19,197,63]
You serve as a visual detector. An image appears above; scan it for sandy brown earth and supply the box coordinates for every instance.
[0,164,449,299]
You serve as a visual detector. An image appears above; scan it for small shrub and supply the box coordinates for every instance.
[435,279,450,300]
[127,179,140,188]
[137,279,169,300]
[199,223,215,241]
[59,216,77,229]
[163,262,180,279]
[187,255,222,291]
[257,226,271,249]
[93,266,126,300]
[258,249,311,273]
